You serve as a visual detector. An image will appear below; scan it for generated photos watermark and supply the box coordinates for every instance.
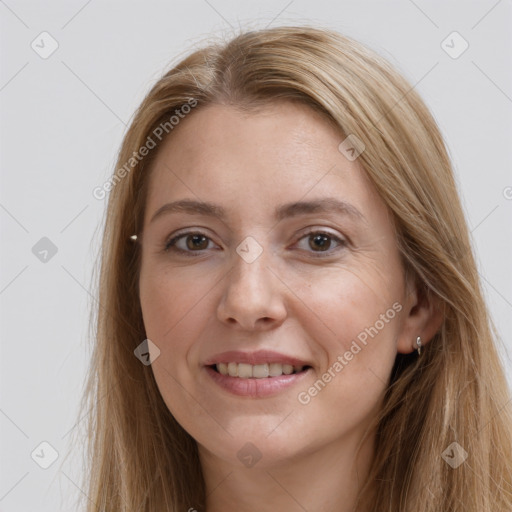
[297,301,403,405]
[93,97,198,200]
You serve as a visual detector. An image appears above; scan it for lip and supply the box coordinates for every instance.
[204,365,313,398]
[203,349,311,367]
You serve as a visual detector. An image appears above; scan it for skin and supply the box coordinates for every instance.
[138,101,442,511]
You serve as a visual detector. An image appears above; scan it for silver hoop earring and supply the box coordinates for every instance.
[415,336,422,356]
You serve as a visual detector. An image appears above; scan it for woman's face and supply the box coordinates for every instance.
[138,101,420,469]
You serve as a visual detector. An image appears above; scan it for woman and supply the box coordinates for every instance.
[78,26,512,511]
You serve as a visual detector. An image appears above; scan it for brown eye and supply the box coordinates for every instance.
[185,234,209,250]
[295,230,347,257]
[164,232,216,253]
[308,233,332,251]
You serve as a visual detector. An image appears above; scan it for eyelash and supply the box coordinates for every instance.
[162,229,347,258]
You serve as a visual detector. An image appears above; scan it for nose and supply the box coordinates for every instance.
[216,249,287,331]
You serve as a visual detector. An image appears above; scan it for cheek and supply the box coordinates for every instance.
[294,274,400,429]
[293,268,403,415]
[138,267,215,397]
[139,265,212,342]
[138,270,206,429]
[298,264,402,347]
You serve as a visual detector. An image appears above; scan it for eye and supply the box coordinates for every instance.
[162,229,347,257]
[294,230,347,256]
[164,231,218,254]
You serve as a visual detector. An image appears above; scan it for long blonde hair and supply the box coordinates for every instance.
[76,25,512,511]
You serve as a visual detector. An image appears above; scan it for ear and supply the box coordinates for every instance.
[396,274,444,354]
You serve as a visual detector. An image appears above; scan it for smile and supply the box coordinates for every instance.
[205,364,312,398]
[213,362,307,378]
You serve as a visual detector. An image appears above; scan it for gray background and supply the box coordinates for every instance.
[1,1,511,510]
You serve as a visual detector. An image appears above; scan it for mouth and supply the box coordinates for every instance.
[208,362,312,378]
[203,350,313,397]
[205,363,313,398]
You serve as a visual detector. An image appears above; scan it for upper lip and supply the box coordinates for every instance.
[204,350,311,367]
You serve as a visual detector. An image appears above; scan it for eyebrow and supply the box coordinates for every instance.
[149,197,365,225]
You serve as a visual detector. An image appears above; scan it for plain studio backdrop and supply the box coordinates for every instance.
[0,1,511,510]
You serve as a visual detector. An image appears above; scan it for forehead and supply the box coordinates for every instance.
[143,101,384,225]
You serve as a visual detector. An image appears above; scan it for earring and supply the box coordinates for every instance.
[129,235,138,241]
[415,336,422,355]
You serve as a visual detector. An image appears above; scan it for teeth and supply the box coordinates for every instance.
[269,363,283,376]
[282,364,294,375]
[215,362,305,378]
[238,363,253,378]
[252,364,268,378]
[227,362,238,376]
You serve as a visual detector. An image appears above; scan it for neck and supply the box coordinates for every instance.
[199,427,375,512]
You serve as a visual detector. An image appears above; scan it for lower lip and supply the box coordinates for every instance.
[204,365,312,398]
